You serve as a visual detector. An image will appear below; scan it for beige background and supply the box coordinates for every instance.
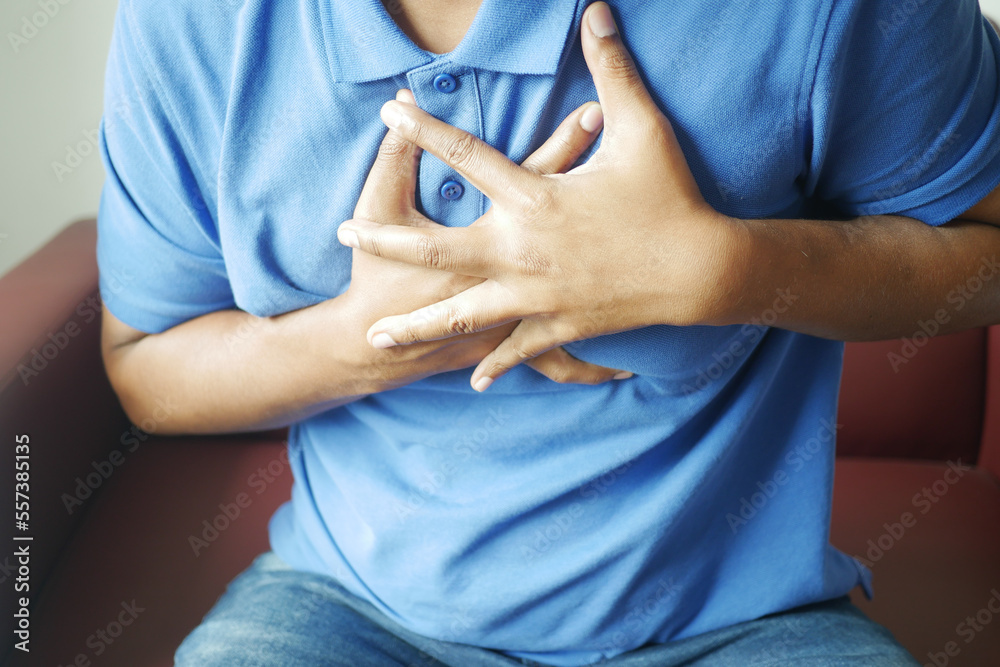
[2,0,1000,278]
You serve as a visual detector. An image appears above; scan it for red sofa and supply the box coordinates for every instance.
[2,219,998,666]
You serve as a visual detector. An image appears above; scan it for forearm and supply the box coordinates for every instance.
[726,214,1000,341]
[103,297,376,436]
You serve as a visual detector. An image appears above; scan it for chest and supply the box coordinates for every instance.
[211,1,810,382]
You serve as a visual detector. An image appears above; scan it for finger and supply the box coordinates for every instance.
[525,347,632,385]
[379,99,538,208]
[580,2,661,134]
[364,281,521,348]
[520,102,604,175]
[337,217,497,276]
[354,89,423,222]
[469,321,558,391]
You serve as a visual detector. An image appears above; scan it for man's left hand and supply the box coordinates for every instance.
[337,2,745,391]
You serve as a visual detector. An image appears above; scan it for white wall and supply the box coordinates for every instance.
[0,0,119,278]
[2,0,1000,278]
[987,0,1000,22]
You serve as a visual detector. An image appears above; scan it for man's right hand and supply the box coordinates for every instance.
[337,89,632,392]
[100,91,630,436]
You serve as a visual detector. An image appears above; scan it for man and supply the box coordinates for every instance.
[97,0,1000,664]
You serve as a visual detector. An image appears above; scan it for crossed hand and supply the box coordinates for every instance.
[340,2,737,391]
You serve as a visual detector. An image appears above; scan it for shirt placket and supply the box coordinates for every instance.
[406,63,485,226]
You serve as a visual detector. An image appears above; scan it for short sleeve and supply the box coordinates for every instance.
[96,3,235,334]
[806,0,1000,226]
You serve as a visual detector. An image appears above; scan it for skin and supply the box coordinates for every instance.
[104,0,1000,432]
[102,92,622,435]
[338,2,1000,392]
[380,0,481,54]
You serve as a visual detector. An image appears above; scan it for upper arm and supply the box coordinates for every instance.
[97,2,236,336]
[101,304,148,358]
[807,0,1000,227]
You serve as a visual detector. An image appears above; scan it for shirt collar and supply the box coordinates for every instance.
[322,0,584,83]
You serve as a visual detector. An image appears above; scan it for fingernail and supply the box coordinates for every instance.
[613,371,633,380]
[580,103,604,132]
[371,332,397,349]
[380,101,402,129]
[473,376,493,392]
[338,227,359,248]
[588,3,617,38]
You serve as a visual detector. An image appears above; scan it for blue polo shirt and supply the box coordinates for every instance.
[96,0,1000,664]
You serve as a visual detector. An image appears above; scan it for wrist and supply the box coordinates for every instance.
[645,208,756,328]
[709,213,759,327]
[305,291,387,399]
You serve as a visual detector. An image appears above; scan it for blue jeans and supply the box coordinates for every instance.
[174,551,919,666]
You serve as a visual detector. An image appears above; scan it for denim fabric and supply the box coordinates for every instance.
[174,551,919,667]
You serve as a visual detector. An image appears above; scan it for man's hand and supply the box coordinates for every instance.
[340,88,634,389]
[337,3,743,391]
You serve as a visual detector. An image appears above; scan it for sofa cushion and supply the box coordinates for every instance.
[837,331,986,463]
[831,457,1000,666]
[13,436,291,667]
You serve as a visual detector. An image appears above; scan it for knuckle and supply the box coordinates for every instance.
[508,341,534,362]
[600,48,637,80]
[365,233,385,258]
[396,324,419,345]
[415,235,444,268]
[445,308,475,336]
[443,132,479,170]
[511,243,550,277]
[376,135,411,161]
[484,360,512,379]
[518,182,555,218]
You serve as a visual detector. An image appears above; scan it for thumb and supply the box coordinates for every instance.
[580,2,660,139]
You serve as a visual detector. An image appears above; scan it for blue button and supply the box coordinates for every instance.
[433,73,457,93]
[440,180,463,200]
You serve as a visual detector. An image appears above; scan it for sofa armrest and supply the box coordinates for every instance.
[0,219,132,654]
[980,325,1000,483]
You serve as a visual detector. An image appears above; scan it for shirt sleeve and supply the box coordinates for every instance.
[96,2,235,334]
[805,0,1000,225]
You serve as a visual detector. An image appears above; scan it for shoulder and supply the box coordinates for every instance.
[112,0,249,102]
